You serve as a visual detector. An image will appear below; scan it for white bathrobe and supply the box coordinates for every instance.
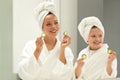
[17,39,74,80]
[74,44,117,80]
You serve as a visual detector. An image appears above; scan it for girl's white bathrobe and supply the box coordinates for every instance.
[74,44,117,80]
[17,39,74,80]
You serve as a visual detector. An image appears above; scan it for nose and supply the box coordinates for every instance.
[52,24,57,28]
[95,36,100,41]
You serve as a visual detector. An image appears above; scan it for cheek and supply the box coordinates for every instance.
[42,26,46,31]
[42,27,49,34]
[87,40,93,46]
[87,38,93,43]
[101,39,104,43]
[100,37,104,42]
[57,26,60,31]
[58,27,60,31]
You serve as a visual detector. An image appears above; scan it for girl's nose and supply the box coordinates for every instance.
[95,36,99,41]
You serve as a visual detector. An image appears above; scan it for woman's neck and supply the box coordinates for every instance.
[44,36,56,44]
[44,36,57,50]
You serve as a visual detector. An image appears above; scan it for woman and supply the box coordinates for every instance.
[17,1,74,80]
[74,16,117,80]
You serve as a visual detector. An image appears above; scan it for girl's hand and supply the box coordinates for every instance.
[107,51,116,64]
[75,58,85,78]
[106,51,116,75]
[77,58,85,68]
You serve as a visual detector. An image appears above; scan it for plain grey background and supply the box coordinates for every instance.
[0,0,120,80]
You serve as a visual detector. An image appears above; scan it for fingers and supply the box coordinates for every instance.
[111,51,116,55]
[109,51,116,57]
[36,37,43,45]
[77,58,84,66]
[77,58,84,61]
[77,58,84,63]
[35,36,43,50]
[34,36,44,60]
[108,50,116,63]
[62,35,71,45]
[111,51,116,58]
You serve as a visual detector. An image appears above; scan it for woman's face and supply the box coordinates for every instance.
[87,27,104,50]
[42,13,59,38]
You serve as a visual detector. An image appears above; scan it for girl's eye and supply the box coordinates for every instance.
[99,34,102,37]
[91,35,96,38]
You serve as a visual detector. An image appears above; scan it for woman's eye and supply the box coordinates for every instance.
[46,23,51,26]
[55,21,58,25]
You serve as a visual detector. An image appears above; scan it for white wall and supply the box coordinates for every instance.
[60,0,78,61]
[0,0,17,79]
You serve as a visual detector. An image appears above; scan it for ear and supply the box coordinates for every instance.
[87,41,89,44]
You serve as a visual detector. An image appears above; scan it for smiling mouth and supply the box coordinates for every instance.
[50,30,57,33]
[94,42,101,45]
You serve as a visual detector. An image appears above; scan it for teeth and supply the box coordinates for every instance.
[51,30,56,32]
[95,42,99,44]
[94,42,100,44]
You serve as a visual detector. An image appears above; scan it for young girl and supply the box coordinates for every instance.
[17,1,74,80]
[74,16,117,80]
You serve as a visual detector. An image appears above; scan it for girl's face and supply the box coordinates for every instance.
[87,27,104,50]
[42,13,59,38]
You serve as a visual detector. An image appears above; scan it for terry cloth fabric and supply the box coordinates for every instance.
[34,1,57,32]
[78,16,105,43]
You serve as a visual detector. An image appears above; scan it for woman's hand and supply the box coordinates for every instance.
[34,36,43,60]
[59,35,71,64]
[61,35,71,48]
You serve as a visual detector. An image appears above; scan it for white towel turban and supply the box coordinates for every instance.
[78,16,105,43]
[34,1,57,32]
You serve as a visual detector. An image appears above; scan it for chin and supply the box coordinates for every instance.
[95,46,102,50]
[50,34,57,38]
[92,45,102,50]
